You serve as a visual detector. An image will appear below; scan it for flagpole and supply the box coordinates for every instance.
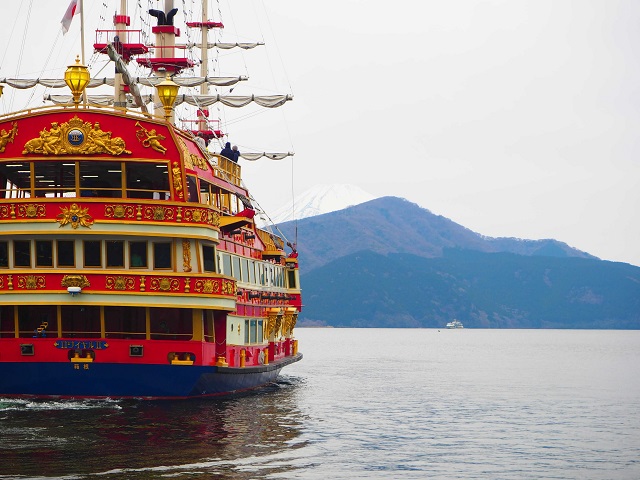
[80,0,87,105]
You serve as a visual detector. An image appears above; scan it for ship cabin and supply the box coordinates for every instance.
[0,105,301,371]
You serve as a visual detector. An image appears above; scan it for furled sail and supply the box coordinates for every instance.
[1,76,247,89]
[44,94,292,108]
[181,42,264,50]
[240,152,294,161]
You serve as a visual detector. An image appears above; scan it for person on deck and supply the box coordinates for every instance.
[232,145,240,163]
[220,142,234,161]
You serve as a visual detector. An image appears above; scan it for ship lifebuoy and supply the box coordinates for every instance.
[258,350,265,365]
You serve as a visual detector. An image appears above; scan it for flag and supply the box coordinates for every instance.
[61,0,80,35]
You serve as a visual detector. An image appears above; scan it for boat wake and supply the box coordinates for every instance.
[0,397,123,412]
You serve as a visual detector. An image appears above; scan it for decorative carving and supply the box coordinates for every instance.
[56,203,93,229]
[282,313,298,337]
[0,276,4,289]
[150,277,180,292]
[105,204,135,219]
[105,276,135,290]
[140,275,146,292]
[182,239,192,272]
[221,280,235,295]
[18,204,46,218]
[171,162,183,199]
[184,277,191,293]
[264,311,283,340]
[22,116,130,155]
[0,122,18,153]
[194,279,217,294]
[143,206,174,221]
[135,122,167,154]
[17,275,46,290]
[61,275,90,288]
[191,153,208,170]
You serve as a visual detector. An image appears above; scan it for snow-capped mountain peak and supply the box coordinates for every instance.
[264,184,376,224]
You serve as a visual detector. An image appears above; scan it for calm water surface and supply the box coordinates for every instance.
[1,328,639,479]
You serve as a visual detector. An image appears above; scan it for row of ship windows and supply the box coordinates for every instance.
[218,252,288,289]
[0,240,293,289]
[0,160,247,214]
[0,239,173,270]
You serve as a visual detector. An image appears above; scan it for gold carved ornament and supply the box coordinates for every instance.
[171,162,183,199]
[105,276,135,290]
[61,275,90,288]
[22,116,130,156]
[105,204,135,219]
[17,275,46,290]
[135,122,167,154]
[18,204,46,218]
[0,122,18,153]
[194,279,217,294]
[149,277,180,292]
[182,239,192,272]
[57,204,93,229]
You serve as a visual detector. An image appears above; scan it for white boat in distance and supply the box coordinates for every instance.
[446,320,464,329]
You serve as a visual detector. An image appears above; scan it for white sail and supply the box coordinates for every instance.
[1,76,247,89]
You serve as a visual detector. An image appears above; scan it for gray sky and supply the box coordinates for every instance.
[2,1,639,266]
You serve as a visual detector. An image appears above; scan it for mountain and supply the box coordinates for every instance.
[266,184,376,224]
[272,196,638,329]
[278,196,594,272]
[299,249,640,329]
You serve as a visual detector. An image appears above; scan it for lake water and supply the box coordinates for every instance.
[1,328,639,479]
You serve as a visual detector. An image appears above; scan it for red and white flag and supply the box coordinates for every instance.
[60,0,80,35]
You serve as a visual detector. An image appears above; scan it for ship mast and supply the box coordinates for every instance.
[113,0,128,107]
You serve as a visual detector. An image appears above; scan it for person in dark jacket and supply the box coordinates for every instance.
[231,145,240,162]
[220,142,234,160]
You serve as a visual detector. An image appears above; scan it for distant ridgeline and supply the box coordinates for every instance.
[278,197,640,329]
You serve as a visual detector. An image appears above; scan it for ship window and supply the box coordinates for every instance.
[221,253,232,276]
[84,240,102,267]
[199,181,212,205]
[0,162,32,197]
[186,175,198,202]
[57,240,75,267]
[150,308,192,340]
[104,306,146,339]
[203,245,216,272]
[61,305,101,338]
[34,161,76,198]
[126,162,169,199]
[244,320,250,343]
[257,319,263,342]
[232,256,242,281]
[248,260,256,284]
[0,241,8,268]
[106,240,124,267]
[153,242,172,269]
[17,305,57,338]
[80,161,122,198]
[35,240,53,267]
[249,319,257,343]
[129,241,148,268]
[14,240,31,267]
[287,269,297,289]
[241,259,249,283]
[0,305,14,338]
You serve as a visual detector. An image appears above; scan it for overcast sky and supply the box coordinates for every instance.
[2,1,639,266]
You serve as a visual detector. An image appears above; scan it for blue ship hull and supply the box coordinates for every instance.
[0,354,302,399]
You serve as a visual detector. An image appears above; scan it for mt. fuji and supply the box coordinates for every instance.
[261,184,376,224]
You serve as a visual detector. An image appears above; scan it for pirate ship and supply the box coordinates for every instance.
[0,0,301,399]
